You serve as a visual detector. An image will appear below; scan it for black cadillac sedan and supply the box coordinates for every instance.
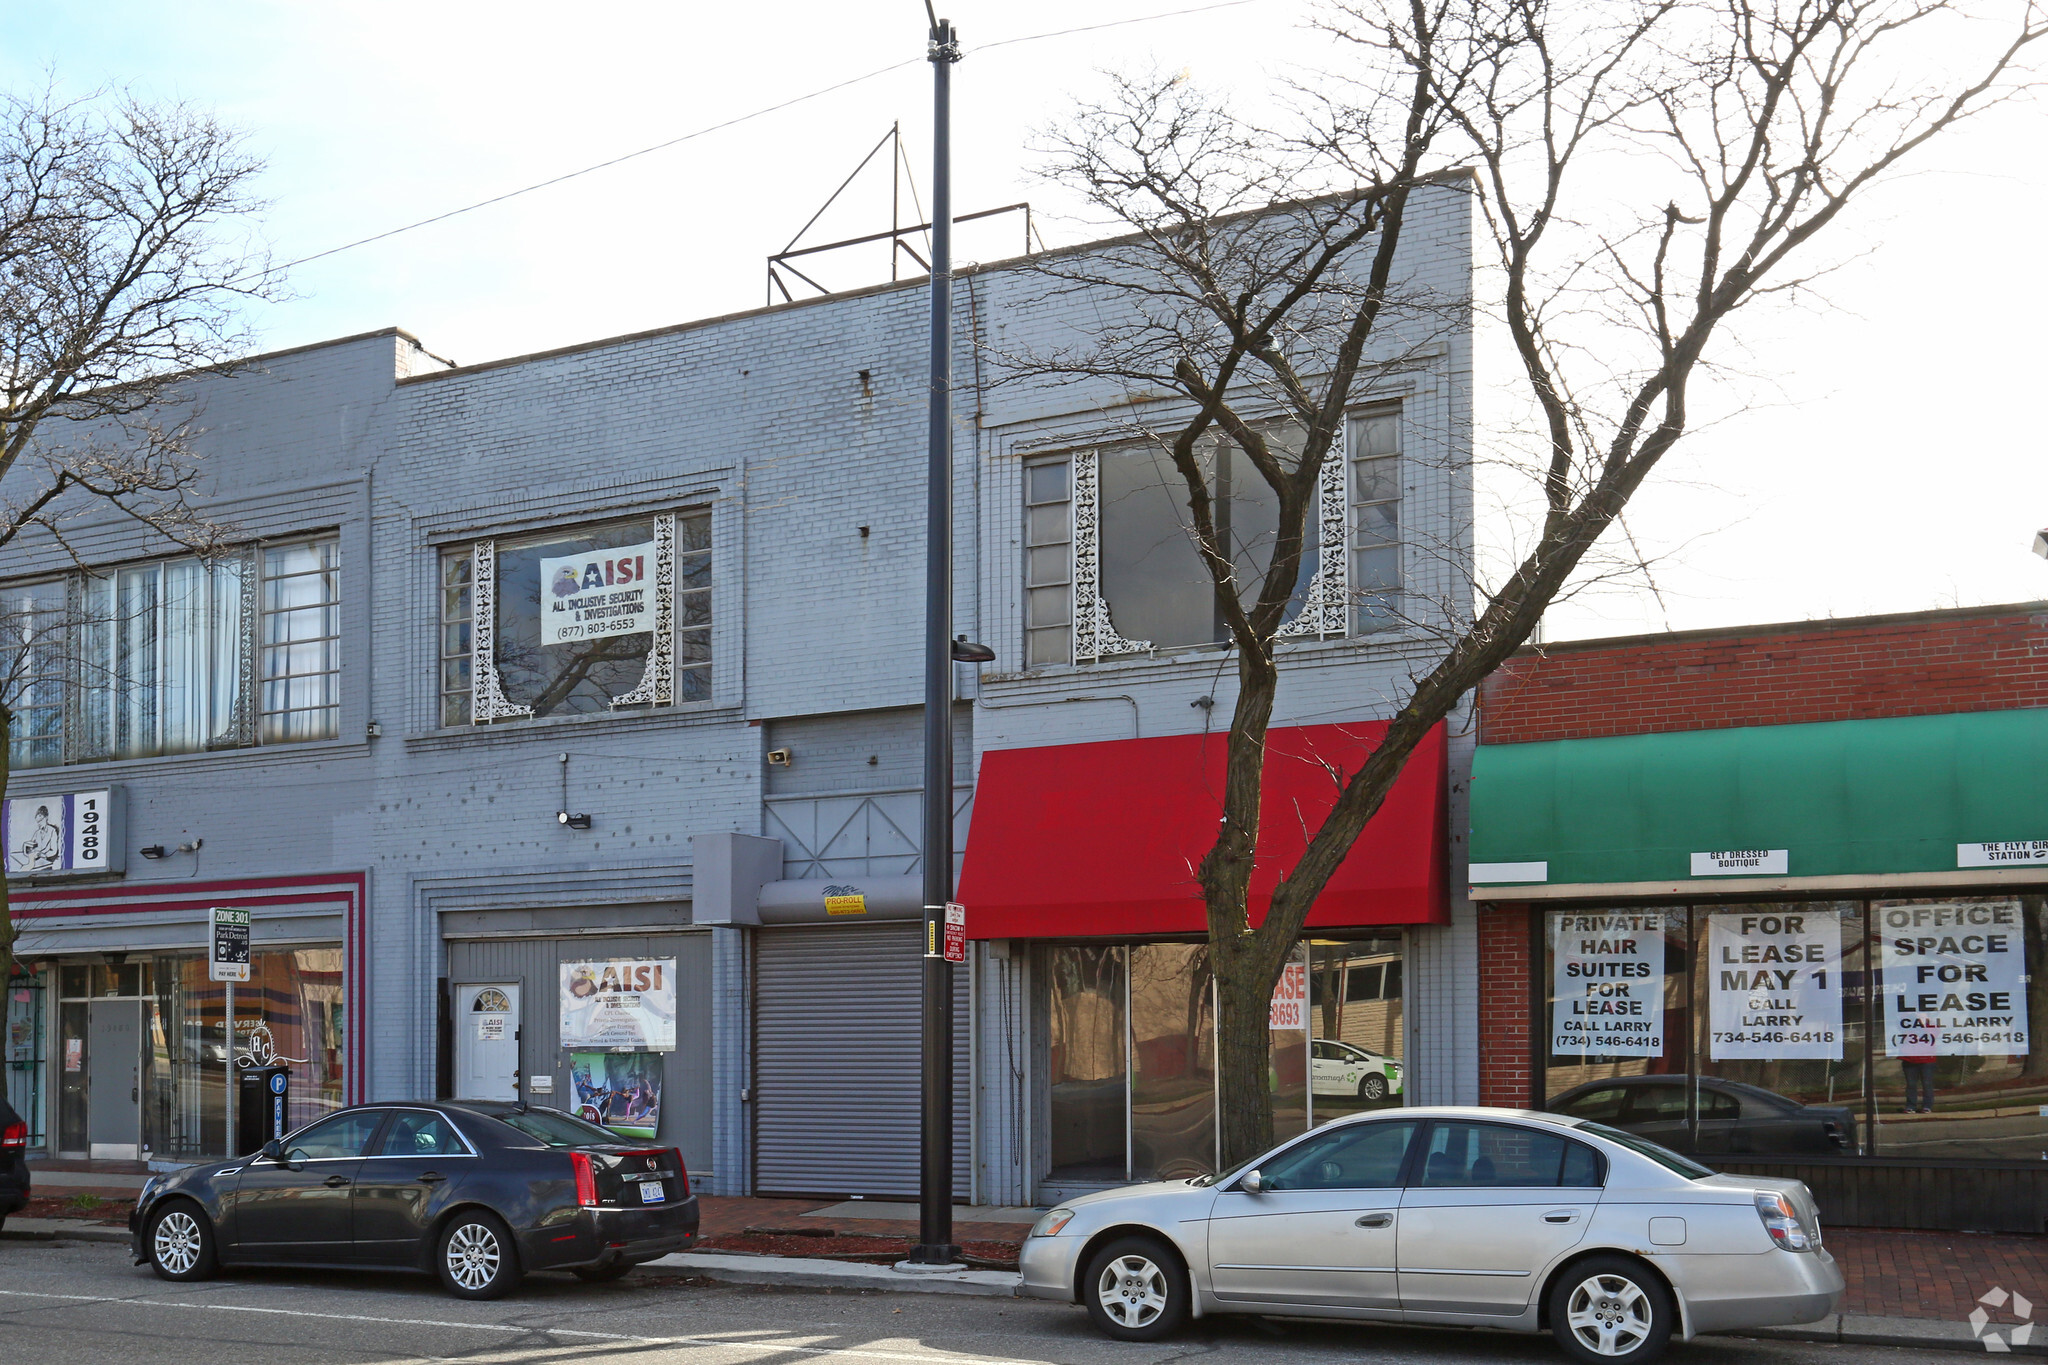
[128,1100,697,1298]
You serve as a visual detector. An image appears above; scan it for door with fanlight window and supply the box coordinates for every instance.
[454,984,520,1101]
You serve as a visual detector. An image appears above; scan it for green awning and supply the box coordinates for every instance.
[1470,707,2048,888]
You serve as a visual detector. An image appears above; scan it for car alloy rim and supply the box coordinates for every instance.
[1566,1272,1654,1356]
[1096,1253,1168,1329]
[446,1222,501,1290]
[154,1210,202,1274]
[1362,1076,1386,1099]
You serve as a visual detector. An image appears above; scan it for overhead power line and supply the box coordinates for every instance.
[251,0,1261,282]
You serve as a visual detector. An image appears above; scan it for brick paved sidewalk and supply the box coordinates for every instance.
[1825,1226,2048,1319]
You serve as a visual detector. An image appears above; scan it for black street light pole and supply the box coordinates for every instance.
[912,7,963,1268]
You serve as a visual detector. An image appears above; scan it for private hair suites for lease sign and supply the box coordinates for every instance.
[1551,911,1665,1057]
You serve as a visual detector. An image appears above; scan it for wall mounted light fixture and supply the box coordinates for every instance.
[557,811,592,830]
[139,845,167,860]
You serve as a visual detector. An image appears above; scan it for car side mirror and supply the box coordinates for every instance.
[1240,1168,1264,1195]
[259,1139,284,1163]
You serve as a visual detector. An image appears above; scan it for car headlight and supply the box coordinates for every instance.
[1030,1207,1076,1238]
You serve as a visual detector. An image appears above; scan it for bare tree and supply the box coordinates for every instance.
[1015,0,2043,1164]
[0,85,269,982]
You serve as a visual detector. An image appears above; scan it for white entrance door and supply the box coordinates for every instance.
[455,983,520,1100]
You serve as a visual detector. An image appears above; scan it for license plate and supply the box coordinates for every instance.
[639,1182,666,1204]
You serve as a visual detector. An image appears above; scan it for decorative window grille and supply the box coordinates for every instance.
[1026,408,1397,666]
[441,509,709,726]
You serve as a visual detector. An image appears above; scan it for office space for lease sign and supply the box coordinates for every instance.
[1879,900,2029,1056]
[1550,911,1664,1057]
[1706,909,1842,1059]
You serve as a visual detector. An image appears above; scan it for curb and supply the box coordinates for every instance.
[1740,1314,2048,1356]
[645,1251,1022,1297]
[2,1218,131,1244]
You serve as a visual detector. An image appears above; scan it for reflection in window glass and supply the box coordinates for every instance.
[1130,943,1215,1180]
[1046,945,1126,1181]
[1096,429,1316,654]
[1416,1121,1596,1188]
[1308,937,1404,1126]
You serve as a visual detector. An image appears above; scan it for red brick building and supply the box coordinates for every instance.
[1470,602,2048,1230]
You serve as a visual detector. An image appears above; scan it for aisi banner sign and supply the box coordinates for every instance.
[540,541,658,646]
[1706,909,1842,1059]
[1879,901,2029,1056]
[1550,911,1664,1057]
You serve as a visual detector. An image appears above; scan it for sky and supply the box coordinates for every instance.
[5,0,2044,642]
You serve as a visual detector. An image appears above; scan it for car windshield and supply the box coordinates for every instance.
[487,1107,622,1148]
[1576,1121,1716,1179]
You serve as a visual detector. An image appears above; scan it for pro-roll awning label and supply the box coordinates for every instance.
[1880,901,2030,1056]
[1550,911,1664,1057]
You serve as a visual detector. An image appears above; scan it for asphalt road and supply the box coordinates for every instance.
[0,1237,1959,1365]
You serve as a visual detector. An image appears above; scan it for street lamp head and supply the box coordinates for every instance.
[2034,528,2048,560]
[950,637,996,664]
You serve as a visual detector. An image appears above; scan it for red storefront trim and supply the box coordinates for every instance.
[14,872,371,1105]
[957,722,1447,939]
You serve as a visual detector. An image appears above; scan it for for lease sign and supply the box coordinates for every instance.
[1550,911,1664,1057]
[1706,909,1842,1060]
[1879,901,2029,1056]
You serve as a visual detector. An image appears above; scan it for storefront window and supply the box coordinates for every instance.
[1042,934,1407,1191]
[4,965,46,1147]
[1692,903,1865,1157]
[1046,945,1126,1181]
[40,948,344,1161]
[1541,909,1692,1120]
[1537,897,2048,1162]
[1868,896,2048,1161]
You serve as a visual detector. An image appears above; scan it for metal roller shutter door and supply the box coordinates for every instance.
[754,922,968,1198]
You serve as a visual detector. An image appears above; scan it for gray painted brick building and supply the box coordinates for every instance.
[3,183,1476,1204]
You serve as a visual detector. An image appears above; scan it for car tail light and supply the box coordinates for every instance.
[1755,1191,1816,1251]
[1822,1120,1849,1149]
[1,1120,25,1150]
[571,1151,599,1207]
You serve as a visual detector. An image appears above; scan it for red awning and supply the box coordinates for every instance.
[957,721,1447,939]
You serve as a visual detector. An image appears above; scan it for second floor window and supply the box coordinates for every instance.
[0,536,343,769]
[1024,407,1401,665]
[440,510,711,726]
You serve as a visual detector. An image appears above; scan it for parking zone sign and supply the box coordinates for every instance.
[942,903,967,963]
[209,906,250,982]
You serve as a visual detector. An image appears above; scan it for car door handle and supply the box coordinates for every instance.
[1544,1210,1581,1224]
[417,1172,447,1184]
[323,1175,351,1188]
[1356,1212,1394,1228]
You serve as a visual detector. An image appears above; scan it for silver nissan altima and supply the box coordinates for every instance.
[1019,1106,1842,1364]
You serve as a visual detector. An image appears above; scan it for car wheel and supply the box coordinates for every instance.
[437,1210,523,1300]
[147,1201,218,1282]
[1549,1255,1673,1364]
[1082,1235,1189,1342]
[1358,1074,1388,1101]
[572,1260,634,1282]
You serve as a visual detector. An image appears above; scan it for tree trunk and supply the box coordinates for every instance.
[1214,961,1275,1169]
